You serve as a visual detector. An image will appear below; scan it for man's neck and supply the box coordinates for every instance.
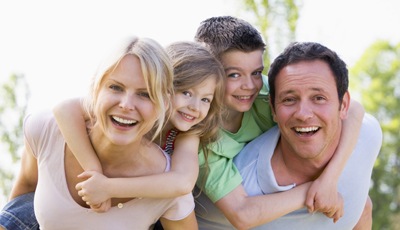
[271,141,332,186]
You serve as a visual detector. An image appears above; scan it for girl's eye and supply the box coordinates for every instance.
[182,91,192,97]
[202,98,211,103]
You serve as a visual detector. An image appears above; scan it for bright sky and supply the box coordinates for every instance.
[0,0,399,113]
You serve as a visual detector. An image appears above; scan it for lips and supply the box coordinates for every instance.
[293,126,319,136]
[179,111,195,121]
[111,116,137,127]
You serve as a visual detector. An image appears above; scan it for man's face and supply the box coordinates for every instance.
[272,60,349,161]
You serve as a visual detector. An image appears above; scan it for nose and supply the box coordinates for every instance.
[240,76,256,90]
[294,101,314,121]
[188,97,200,112]
[119,94,135,111]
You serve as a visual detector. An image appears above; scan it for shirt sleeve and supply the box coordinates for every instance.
[197,135,243,203]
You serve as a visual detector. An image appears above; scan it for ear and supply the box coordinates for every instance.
[339,91,350,119]
[269,95,277,122]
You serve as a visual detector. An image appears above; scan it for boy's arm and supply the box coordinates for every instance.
[215,183,311,230]
[305,99,365,218]
[76,134,199,203]
[53,97,102,173]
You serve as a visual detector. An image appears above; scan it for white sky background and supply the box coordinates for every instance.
[1,0,399,113]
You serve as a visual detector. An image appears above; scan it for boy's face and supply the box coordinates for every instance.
[220,50,264,113]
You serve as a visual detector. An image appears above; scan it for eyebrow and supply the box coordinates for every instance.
[278,87,325,96]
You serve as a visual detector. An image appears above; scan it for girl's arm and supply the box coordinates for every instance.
[305,99,365,219]
[53,98,102,173]
[76,133,199,203]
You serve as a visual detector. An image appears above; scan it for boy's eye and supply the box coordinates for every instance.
[227,73,240,78]
[252,71,263,77]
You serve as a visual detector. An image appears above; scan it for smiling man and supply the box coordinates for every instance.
[233,42,382,229]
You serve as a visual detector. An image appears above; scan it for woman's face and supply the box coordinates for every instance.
[95,54,158,146]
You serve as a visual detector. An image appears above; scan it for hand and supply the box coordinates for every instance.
[89,199,112,213]
[75,171,112,211]
[305,179,344,223]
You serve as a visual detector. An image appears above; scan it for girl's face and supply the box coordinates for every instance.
[170,76,217,132]
[95,54,158,145]
[220,49,264,114]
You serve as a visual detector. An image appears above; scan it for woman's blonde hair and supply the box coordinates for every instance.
[84,36,174,140]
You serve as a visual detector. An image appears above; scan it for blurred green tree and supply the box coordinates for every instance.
[350,40,400,230]
[240,0,301,68]
[0,74,30,203]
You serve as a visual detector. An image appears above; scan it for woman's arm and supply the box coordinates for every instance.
[160,211,198,230]
[53,97,102,173]
[9,141,38,200]
[76,134,199,203]
[305,99,365,219]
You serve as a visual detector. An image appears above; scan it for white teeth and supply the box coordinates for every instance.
[112,116,137,125]
[295,127,318,132]
[181,113,194,120]
[235,95,251,100]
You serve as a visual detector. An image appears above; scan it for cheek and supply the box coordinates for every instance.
[254,78,263,90]
[141,102,158,120]
[224,80,238,95]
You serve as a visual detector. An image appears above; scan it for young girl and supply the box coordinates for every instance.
[3,36,198,229]
[53,41,226,211]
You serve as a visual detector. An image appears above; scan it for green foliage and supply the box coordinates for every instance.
[0,74,30,200]
[240,0,301,70]
[350,40,400,230]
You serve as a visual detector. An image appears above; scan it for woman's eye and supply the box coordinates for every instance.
[109,84,123,91]
[139,92,150,98]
